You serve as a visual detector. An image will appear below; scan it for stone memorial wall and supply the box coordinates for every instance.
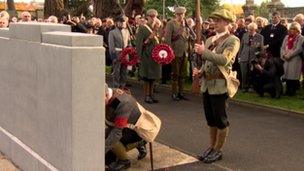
[0,23,105,171]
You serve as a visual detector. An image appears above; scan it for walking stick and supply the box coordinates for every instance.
[149,142,154,171]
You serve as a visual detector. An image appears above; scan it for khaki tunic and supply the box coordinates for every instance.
[164,20,189,57]
[201,35,240,95]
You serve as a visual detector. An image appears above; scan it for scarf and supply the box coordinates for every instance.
[287,34,298,50]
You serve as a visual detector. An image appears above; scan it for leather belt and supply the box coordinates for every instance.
[203,72,225,81]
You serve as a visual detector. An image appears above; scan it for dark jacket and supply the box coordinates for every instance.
[105,89,141,153]
[260,23,287,58]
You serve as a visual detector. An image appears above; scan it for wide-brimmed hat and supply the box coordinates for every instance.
[209,9,236,23]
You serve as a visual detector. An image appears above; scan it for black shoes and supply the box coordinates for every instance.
[203,150,223,164]
[151,96,159,103]
[107,159,131,171]
[178,93,189,100]
[172,93,189,101]
[171,93,181,101]
[145,96,159,104]
[136,141,147,160]
[144,96,154,104]
[197,147,214,161]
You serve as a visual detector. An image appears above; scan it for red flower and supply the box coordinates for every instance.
[119,47,139,66]
[152,44,175,65]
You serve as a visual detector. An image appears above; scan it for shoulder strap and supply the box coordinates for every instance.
[208,33,231,51]
[217,65,229,80]
[143,24,160,44]
[143,24,153,34]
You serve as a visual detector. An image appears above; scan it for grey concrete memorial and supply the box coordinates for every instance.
[0,22,105,171]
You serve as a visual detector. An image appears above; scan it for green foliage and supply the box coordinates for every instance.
[65,0,93,17]
[255,0,270,18]
[235,89,304,113]
[145,0,220,20]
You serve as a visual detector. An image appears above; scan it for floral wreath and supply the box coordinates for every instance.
[119,47,139,66]
[152,44,175,65]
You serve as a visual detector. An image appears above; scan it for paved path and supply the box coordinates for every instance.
[127,82,304,171]
[0,153,19,171]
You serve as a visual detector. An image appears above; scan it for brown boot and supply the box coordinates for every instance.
[203,127,229,163]
[214,127,229,151]
[198,127,217,160]
[112,142,128,160]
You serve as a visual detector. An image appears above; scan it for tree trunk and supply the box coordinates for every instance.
[6,0,17,18]
[94,0,121,19]
[124,0,146,17]
[63,0,69,8]
[7,0,16,11]
[44,0,65,18]
[94,0,145,19]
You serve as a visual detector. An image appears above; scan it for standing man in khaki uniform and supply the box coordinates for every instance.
[165,7,190,101]
[193,9,240,163]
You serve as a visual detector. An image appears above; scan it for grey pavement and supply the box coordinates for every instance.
[126,82,304,171]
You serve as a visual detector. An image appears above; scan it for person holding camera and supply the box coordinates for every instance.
[250,50,281,98]
[280,22,304,96]
[238,23,264,92]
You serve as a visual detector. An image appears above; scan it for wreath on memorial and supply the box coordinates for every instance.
[152,44,175,65]
[119,47,139,66]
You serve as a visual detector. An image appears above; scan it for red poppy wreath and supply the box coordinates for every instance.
[152,44,175,65]
[119,47,139,66]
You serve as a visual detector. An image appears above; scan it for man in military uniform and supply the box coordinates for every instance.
[193,9,240,163]
[105,84,147,170]
[165,6,190,101]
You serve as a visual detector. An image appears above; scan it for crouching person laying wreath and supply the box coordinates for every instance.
[105,83,161,170]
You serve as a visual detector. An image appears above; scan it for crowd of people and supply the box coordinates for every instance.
[2,6,304,171]
[1,9,304,99]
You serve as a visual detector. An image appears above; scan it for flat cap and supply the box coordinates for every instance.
[209,9,236,23]
[147,9,158,16]
[114,15,125,22]
[175,6,186,14]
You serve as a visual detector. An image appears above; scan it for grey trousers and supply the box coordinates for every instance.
[111,59,127,88]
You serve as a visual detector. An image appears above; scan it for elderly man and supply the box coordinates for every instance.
[48,15,58,24]
[238,22,264,92]
[293,13,304,36]
[0,11,9,20]
[193,9,240,163]
[0,17,9,28]
[20,11,31,22]
[165,6,190,101]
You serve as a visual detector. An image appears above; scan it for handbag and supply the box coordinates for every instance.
[208,33,240,98]
[217,66,240,98]
[128,103,161,142]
